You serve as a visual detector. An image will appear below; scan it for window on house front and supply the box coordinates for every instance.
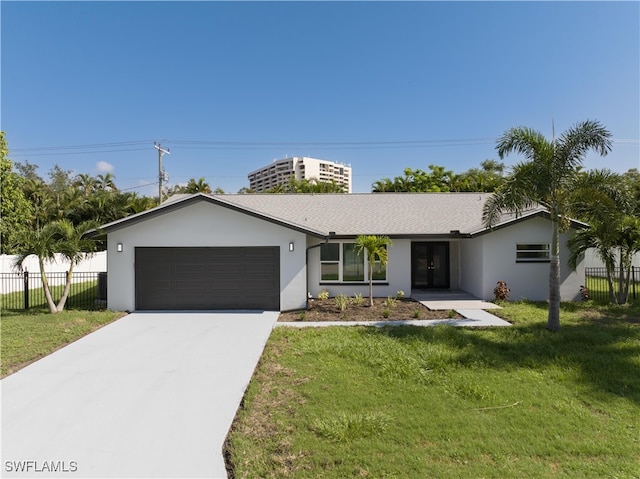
[320,242,387,282]
[342,243,364,282]
[320,243,340,280]
[516,243,550,262]
[372,251,387,280]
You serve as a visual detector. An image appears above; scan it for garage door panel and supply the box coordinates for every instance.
[135,247,280,310]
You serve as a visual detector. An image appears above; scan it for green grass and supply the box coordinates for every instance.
[1,309,125,377]
[586,274,640,303]
[226,301,640,478]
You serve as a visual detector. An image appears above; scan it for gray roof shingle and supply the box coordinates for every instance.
[96,192,565,238]
[215,192,545,237]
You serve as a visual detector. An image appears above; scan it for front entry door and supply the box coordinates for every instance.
[411,242,450,289]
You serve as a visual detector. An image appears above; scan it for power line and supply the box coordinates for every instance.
[10,147,150,157]
[9,137,638,157]
[11,140,154,152]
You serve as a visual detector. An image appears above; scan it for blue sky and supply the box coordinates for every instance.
[2,1,639,195]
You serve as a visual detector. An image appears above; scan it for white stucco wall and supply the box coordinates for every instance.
[306,238,460,299]
[459,237,484,298]
[477,217,584,301]
[106,200,308,312]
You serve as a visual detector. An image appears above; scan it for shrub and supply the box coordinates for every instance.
[448,309,457,319]
[493,281,510,301]
[412,309,421,319]
[335,294,349,312]
[580,285,590,301]
[318,290,330,300]
[396,290,405,300]
[383,309,390,318]
[383,296,397,308]
[351,293,364,306]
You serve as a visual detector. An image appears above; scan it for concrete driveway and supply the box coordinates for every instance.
[1,311,278,478]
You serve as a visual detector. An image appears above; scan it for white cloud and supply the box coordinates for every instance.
[96,161,114,174]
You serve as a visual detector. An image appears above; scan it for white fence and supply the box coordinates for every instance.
[584,248,640,268]
[0,252,107,295]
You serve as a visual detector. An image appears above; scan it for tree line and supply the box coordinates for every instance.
[2,125,639,316]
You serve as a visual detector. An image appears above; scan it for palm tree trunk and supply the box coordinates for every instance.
[56,264,74,312]
[547,218,561,331]
[38,257,58,314]
[368,269,374,307]
[619,250,631,305]
[606,270,618,304]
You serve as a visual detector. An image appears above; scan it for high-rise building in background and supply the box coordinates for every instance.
[247,157,352,193]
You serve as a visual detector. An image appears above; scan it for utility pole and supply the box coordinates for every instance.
[154,142,170,204]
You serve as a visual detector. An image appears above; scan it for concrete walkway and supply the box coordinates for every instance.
[1,311,278,479]
[411,290,509,326]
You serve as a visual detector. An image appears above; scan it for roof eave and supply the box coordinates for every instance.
[467,210,589,237]
[88,193,327,239]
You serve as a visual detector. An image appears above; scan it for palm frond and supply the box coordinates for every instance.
[496,127,553,162]
[567,227,615,271]
[482,161,544,228]
[555,120,612,169]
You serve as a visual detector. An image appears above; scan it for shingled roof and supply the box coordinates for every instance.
[97,192,566,239]
[219,192,498,236]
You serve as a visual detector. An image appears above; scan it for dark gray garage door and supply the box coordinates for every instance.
[135,247,280,310]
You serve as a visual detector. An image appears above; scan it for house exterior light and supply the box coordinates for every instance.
[117,243,124,253]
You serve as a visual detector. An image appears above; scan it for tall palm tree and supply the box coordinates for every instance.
[96,173,118,191]
[184,177,212,194]
[73,173,97,197]
[371,178,393,192]
[483,120,612,331]
[354,235,393,307]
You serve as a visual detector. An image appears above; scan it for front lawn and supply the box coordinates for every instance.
[226,300,640,478]
[1,309,125,377]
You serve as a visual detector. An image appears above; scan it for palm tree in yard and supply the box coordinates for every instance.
[567,169,636,304]
[482,120,612,331]
[354,235,393,307]
[13,220,99,313]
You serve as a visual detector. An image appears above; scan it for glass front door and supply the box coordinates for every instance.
[411,242,450,289]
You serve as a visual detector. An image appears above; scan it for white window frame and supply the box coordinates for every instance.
[320,242,388,283]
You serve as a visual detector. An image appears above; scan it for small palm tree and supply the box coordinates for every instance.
[354,235,393,307]
[568,170,635,304]
[13,220,99,313]
[483,120,612,331]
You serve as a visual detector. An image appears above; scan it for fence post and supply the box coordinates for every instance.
[23,270,29,310]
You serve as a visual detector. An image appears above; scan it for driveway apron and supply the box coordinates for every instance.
[1,311,278,479]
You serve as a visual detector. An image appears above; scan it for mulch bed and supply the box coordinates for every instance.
[277,297,462,322]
